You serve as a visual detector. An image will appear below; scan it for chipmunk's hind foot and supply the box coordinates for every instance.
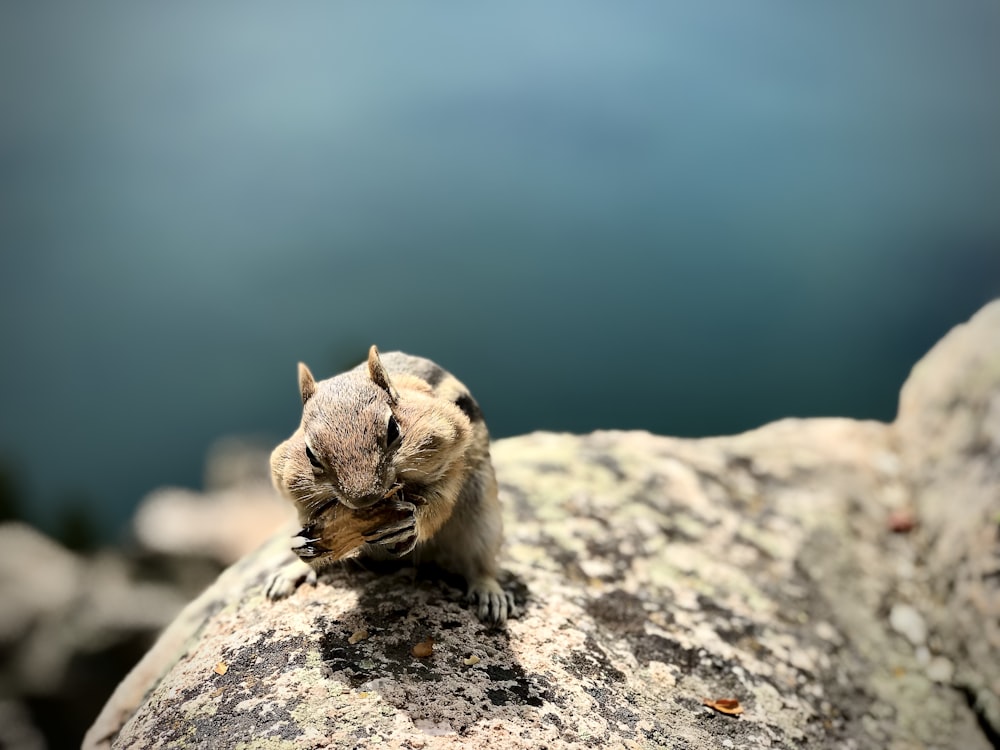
[467,576,516,627]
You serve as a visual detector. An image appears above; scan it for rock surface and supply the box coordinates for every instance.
[86,301,1000,750]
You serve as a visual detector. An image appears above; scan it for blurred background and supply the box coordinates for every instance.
[0,2,998,747]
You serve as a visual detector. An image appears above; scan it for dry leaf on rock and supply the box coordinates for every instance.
[701,697,744,716]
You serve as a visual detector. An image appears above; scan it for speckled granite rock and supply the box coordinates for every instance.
[895,300,1000,731]
[85,301,1000,750]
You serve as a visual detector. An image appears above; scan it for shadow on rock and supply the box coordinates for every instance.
[311,563,539,732]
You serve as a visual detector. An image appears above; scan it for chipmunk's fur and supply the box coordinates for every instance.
[266,346,512,625]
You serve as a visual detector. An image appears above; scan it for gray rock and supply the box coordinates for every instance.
[1,439,291,749]
[0,523,186,697]
[86,301,1000,750]
[0,522,194,750]
[202,436,277,492]
[0,699,45,750]
[926,656,955,685]
[132,484,289,566]
[895,300,1000,729]
[888,603,927,647]
[0,523,81,647]
[132,437,291,566]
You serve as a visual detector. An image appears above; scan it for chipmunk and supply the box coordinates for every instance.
[265,346,513,625]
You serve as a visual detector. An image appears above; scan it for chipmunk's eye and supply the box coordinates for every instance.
[305,445,323,470]
[386,414,401,449]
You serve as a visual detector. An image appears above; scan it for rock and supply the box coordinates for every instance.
[2,439,290,750]
[132,437,289,566]
[926,656,955,685]
[132,485,289,566]
[0,523,81,646]
[895,301,1000,729]
[0,700,45,750]
[202,436,277,492]
[86,301,1000,750]
[0,522,192,750]
[888,603,927,647]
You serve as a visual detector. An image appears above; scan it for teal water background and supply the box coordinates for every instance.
[1,2,998,538]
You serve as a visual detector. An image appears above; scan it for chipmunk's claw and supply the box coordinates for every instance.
[362,500,417,555]
[291,531,326,561]
[390,533,418,557]
[364,528,418,557]
[362,516,416,545]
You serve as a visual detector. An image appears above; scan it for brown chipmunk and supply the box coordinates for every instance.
[266,346,513,625]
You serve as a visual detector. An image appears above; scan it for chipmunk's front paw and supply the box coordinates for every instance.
[467,576,516,627]
[362,500,418,556]
[290,524,328,562]
[265,558,317,600]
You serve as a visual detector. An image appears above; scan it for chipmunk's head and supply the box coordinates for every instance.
[296,346,402,510]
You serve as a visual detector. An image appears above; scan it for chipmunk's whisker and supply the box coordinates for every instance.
[310,496,339,516]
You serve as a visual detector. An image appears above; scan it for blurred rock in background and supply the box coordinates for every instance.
[133,436,289,566]
[0,438,291,750]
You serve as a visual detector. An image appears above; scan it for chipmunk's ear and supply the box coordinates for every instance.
[298,362,316,405]
[367,345,399,404]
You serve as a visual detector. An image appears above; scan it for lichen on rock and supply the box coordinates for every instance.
[86,301,1000,750]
